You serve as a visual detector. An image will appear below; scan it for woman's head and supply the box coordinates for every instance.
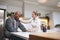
[32,11,37,18]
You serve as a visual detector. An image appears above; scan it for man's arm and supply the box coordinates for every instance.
[18,21,27,32]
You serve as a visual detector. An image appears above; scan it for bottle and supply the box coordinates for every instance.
[42,24,47,32]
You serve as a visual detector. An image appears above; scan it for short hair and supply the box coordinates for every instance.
[14,11,20,15]
[10,12,14,15]
[7,13,11,17]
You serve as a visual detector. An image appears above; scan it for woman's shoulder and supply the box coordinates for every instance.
[36,16,39,18]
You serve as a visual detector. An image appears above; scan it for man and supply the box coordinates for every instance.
[5,11,27,40]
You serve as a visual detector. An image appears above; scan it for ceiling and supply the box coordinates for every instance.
[0,0,60,12]
[0,0,60,9]
[24,0,60,10]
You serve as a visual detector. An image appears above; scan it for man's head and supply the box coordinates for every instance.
[14,11,21,20]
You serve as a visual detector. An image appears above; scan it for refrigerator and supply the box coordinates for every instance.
[0,9,5,40]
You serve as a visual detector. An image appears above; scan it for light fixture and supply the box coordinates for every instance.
[38,0,47,3]
[57,2,60,7]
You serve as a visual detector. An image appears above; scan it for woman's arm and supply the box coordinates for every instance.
[20,18,32,24]
[20,20,29,24]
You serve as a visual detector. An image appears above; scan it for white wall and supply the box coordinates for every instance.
[7,6,22,13]
[53,12,60,26]
[48,12,60,29]
[24,2,54,18]
[0,0,22,13]
[24,3,38,18]
[0,5,7,9]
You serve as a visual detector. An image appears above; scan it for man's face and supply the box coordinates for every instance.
[14,12,21,20]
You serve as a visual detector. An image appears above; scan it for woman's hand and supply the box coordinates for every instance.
[26,29,32,32]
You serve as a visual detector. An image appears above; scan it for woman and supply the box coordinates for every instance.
[21,11,41,32]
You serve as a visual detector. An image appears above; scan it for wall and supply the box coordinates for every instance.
[7,6,22,13]
[0,5,7,9]
[24,3,38,18]
[48,12,60,29]
[0,0,56,18]
[53,12,60,26]
[0,0,22,13]
[24,2,55,18]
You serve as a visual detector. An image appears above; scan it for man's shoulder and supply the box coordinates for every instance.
[6,17,13,22]
[6,17,11,20]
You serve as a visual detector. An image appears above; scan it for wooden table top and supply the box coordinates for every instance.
[29,32,60,40]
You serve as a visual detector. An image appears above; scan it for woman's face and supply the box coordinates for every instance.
[32,13,36,18]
